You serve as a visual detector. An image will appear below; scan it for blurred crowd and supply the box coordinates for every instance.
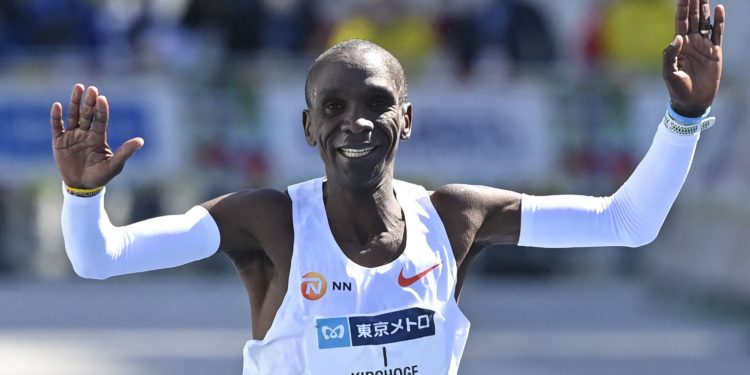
[0,0,563,77]
[0,0,690,75]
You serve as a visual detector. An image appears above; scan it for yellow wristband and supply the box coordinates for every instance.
[65,184,104,197]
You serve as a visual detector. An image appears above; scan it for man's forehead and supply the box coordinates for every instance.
[311,53,399,93]
[319,51,391,78]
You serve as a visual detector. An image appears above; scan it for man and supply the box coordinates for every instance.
[50,1,725,374]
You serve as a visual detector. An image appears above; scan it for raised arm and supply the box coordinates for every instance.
[438,0,726,254]
[53,84,220,279]
[519,0,725,248]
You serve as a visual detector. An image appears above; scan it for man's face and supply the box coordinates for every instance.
[303,52,412,190]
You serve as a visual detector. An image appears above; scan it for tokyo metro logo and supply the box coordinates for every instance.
[301,272,327,300]
[315,307,436,349]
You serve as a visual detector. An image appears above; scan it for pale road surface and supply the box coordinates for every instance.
[1,274,749,375]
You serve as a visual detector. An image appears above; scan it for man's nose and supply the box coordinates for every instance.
[341,116,374,134]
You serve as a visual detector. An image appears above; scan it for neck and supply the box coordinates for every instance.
[323,176,403,244]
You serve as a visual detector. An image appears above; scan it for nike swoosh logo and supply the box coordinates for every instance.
[398,262,442,287]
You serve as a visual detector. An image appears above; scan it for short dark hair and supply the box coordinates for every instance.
[304,39,408,108]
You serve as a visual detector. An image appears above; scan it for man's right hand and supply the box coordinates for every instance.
[51,84,144,189]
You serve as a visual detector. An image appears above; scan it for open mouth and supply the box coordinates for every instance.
[337,146,376,159]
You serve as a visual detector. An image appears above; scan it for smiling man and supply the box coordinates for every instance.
[51,1,725,374]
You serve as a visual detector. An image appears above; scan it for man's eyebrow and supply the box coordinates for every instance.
[316,85,396,102]
[316,88,343,102]
[363,84,398,99]
[365,85,393,93]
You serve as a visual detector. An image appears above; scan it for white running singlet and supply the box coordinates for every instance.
[242,177,470,375]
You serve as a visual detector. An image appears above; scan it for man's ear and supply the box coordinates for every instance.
[400,103,412,140]
[302,109,316,146]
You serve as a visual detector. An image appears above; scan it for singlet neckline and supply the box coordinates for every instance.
[316,178,414,273]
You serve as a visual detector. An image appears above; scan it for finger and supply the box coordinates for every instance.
[662,35,684,78]
[689,0,700,34]
[66,83,84,129]
[712,4,725,46]
[78,86,99,130]
[675,0,689,35]
[110,137,145,172]
[50,102,64,138]
[92,95,109,134]
[700,0,710,22]
[674,0,690,35]
[699,0,711,38]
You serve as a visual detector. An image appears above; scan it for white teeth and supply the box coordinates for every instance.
[339,146,375,158]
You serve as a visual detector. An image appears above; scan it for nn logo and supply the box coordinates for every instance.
[301,272,327,300]
[332,281,352,291]
[301,272,353,301]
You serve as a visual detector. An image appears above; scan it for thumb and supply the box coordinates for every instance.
[662,35,684,77]
[110,137,144,171]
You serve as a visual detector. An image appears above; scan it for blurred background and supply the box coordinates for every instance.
[1,0,750,374]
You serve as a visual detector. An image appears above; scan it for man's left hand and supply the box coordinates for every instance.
[663,0,725,117]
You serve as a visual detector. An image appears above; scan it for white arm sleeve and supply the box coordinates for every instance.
[61,185,221,279]
[519,117,700,248]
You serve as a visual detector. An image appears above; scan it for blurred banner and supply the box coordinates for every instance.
[0,78,185,186]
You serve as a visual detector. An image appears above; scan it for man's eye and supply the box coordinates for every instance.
[324,102,342,112]
[370,99,389,109]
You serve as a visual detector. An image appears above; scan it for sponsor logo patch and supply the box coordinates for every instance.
[301,272,327,300]
[397,262,442,287]
[316,307,435,349]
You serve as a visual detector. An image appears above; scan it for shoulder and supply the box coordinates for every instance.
[201,188,292,252]
[430,184,519,213]
[429,184,469,214]
[203,188,291,219]
[429,184,488,227]
[430,183,521,245]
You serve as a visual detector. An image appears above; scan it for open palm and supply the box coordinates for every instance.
[51,84,143,189]
[663,0,725,117]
